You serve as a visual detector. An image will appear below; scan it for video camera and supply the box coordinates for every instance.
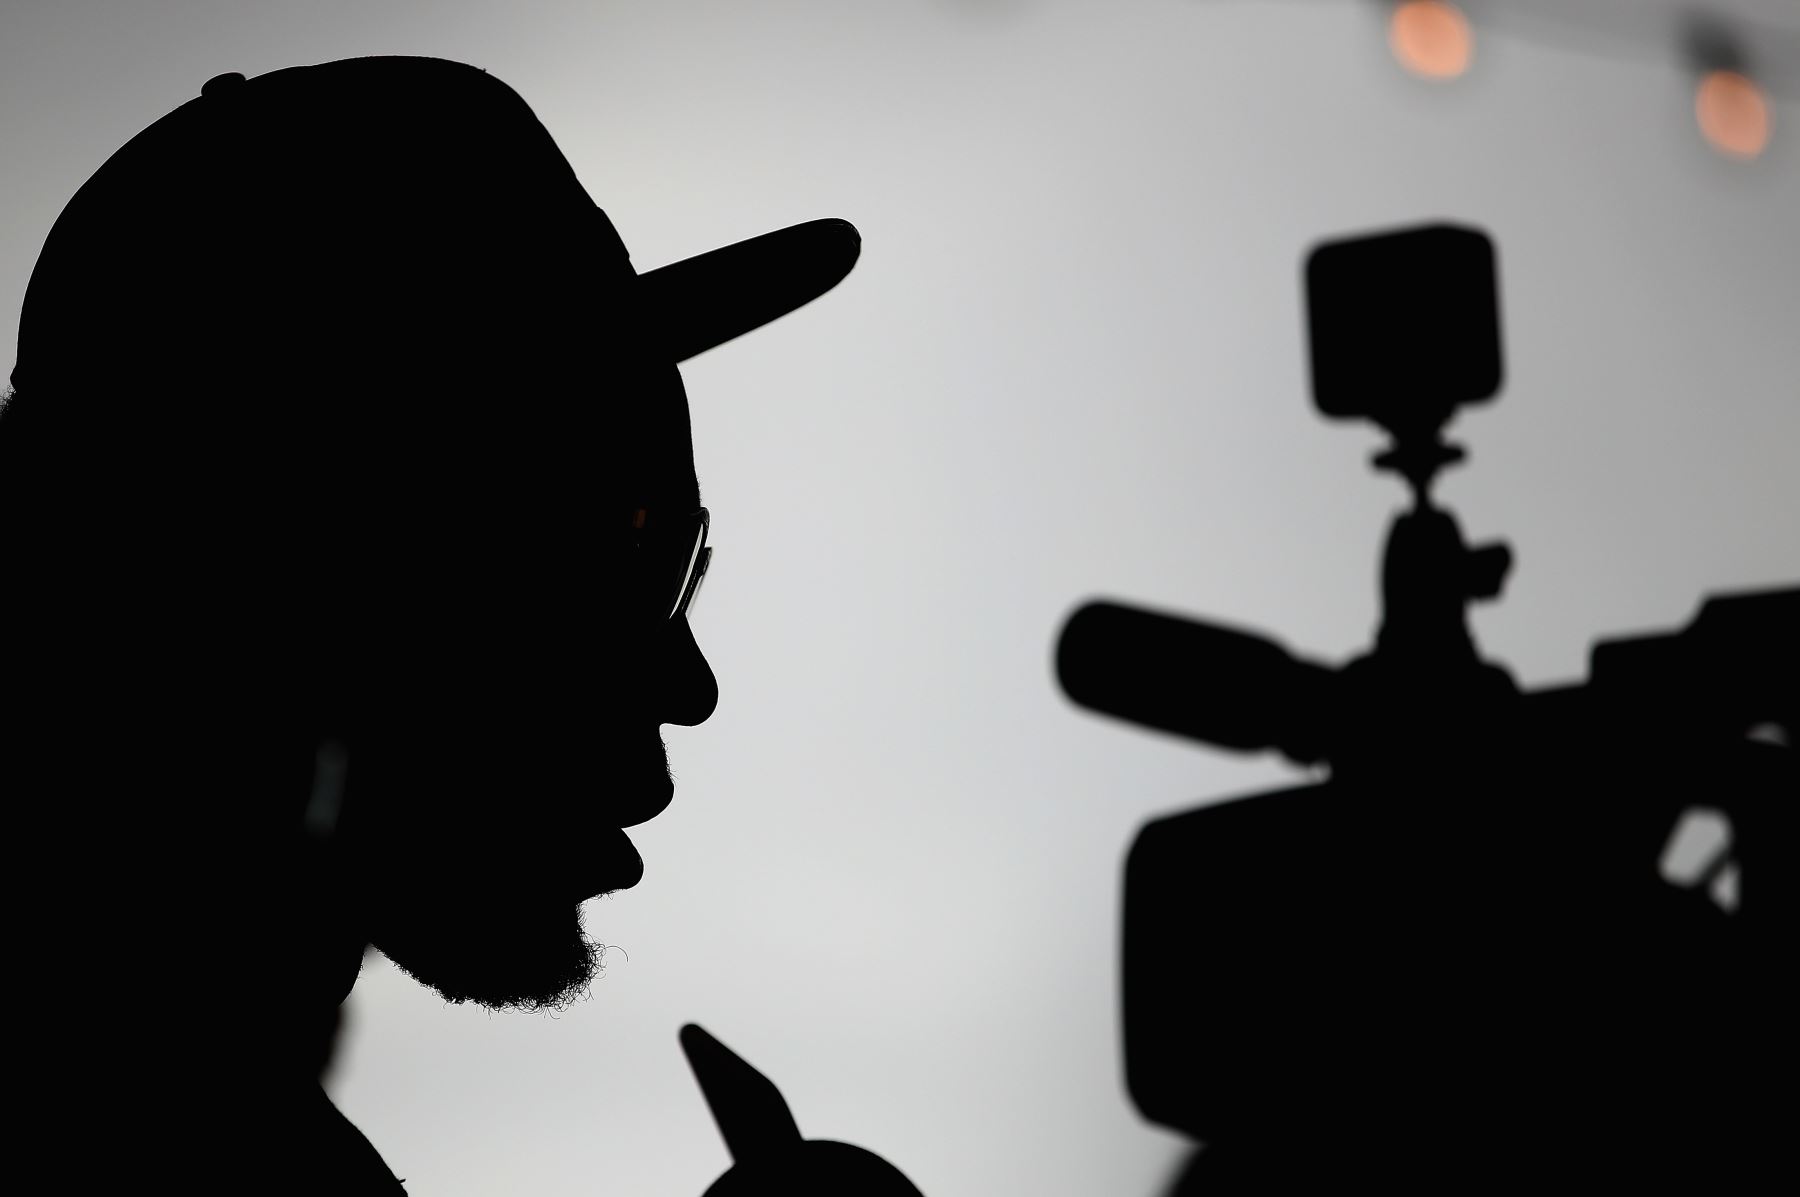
[1056,224,1794,1187]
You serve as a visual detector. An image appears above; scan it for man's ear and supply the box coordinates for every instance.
[303,737,350,843]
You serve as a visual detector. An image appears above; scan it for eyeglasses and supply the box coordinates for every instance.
[632,506,711,621]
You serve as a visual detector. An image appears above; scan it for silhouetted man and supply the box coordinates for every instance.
[3,57,882,1192]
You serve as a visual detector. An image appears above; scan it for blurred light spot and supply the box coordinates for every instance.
[1710,863,1740,913]
[1696,70,1772,159]
[1658,807,1731,886]
[1746,720,1788,747]
[1389,1,1473,80]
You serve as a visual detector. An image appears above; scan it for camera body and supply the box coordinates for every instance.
[1060,221,1793,1187]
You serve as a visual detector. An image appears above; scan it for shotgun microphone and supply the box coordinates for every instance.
[1055,600,1335,765]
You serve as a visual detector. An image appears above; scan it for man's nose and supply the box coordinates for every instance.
[658,614,718,726]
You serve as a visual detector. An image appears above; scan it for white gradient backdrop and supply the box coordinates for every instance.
[5,3,1797,1194]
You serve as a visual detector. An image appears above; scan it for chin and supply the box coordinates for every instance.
[369,895,602,1013]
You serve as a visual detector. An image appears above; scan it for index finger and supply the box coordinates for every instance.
[679,1023,803,1163]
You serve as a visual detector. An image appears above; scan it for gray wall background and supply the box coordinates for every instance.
[5,2,1796,1194]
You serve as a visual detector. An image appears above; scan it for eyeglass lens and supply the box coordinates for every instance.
[679,545,711,618]
[669,512,710,620]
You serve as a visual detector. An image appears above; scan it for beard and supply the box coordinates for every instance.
[368,895,604,1013]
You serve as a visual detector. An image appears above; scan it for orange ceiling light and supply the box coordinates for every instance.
[1389,1,1474,81]
[1695,69,1773,160]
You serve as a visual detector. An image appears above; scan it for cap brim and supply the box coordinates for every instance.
[638,218,861,362]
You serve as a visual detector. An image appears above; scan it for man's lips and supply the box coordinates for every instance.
[617,771,675,829]
[581,750,671,896]
[590,826,645,894]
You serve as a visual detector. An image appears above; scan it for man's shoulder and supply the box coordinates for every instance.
[281,1083,408,1195]
[177,1076,409,1195]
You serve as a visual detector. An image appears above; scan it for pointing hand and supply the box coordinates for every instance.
[679,1023,924,1196]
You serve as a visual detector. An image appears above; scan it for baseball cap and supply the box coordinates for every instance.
[7,55,861,400]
